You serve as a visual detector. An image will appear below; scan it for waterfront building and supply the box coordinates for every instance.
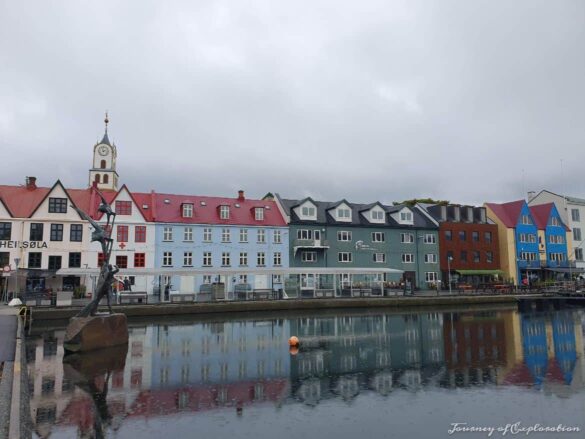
[273,195,440,289]
[528,190,585,275]
[485,200,571,285]
[419,203,501,287]
[153,190,289,298]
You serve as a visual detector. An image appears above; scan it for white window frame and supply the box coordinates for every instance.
[203,228,212,242]
[163,252,173,267]
[370,209,385,223]
[163,227,173,242]
[257,229,266,243]
[273,229,282,244]
[338,252,353,263]
[202,275,212,284]
[374,253,386,263]
[372,232,385,243]
[221,252,231,267]
[182,204,193,218]
[183,252,193,267]
[401,233,414,243]
[400,211,413,222]
[183,227,193,242]
[300,205,316,219]
[220,205,230,219]
[337,208,351,221]
[573,227,582,242]
[203,252,212,267]
[521,215,531,225]
[221,228,231,242]
[273,252,282,266]
[423,234,436,244]
[240,228,248,243]
[425,253,437,263]
[571,208,580,222]
[338,231,352,241]
[425,272,438,282]
[255,208,264,221]
[257,252,266,267]
[575,248,583,261]
[301,251,316,262]
[239,252,248,266]
[402,253,414,263]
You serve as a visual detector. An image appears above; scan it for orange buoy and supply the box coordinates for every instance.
[288,336,299,346]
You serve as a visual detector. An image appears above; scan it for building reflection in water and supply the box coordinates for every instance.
[25,306,585,438]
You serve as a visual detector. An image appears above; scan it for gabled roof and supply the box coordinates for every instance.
[99,132,111,146]
[28,180,85,219]
[95,184,149,221]
[485,200,526,228]
[529,203,570,231]
[0,184,50,218]
[358,202,385,213]
[288,196,317,209]
[0,196,14,217]
[326,199,352,211]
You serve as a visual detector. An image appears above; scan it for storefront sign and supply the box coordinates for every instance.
[0,240,48,249]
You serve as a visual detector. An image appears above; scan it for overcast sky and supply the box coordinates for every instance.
[1,0,583,205]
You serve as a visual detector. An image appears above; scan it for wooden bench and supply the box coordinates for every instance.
[119,292,148,304]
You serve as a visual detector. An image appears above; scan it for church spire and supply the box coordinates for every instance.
[100,111,111,146]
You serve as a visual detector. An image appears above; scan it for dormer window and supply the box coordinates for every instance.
[551,217,559,226]
[521,215,531,225]
[370,209,385,223]
[301,206,316,217]
[182,203,193,218]
[220,205,230,219]
[400,211,412,222]
[255,208,264,221]
[337,208,351,220]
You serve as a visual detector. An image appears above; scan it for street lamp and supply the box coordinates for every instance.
[447,256,453,295]
[14,257,20,299]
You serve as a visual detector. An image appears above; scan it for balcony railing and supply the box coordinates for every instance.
[517,260,540,269]
[293,238,330,249]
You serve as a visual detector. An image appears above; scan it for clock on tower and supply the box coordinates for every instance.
[89,112,119,191]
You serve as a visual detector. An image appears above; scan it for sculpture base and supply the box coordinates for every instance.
[64,313,128,353]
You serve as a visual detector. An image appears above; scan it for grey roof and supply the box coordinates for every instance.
[99,132,111,146]
[278,196,437,229]
[566,195,585,205]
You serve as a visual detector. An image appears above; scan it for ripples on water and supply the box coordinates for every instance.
[25,302,585,439]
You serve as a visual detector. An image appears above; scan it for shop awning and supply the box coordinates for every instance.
[545,267,585,274]
[455,269,505,276]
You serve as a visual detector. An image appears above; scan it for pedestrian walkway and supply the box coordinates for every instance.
[0,306,18,439]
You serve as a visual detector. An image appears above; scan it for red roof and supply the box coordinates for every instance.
[0,182,286,226]
[485,200,525,228]
[529,203,553,230]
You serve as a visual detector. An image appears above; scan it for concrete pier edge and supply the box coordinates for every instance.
[8,317,22,439]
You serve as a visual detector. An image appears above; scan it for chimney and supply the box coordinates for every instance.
[238,190,245,201]
[467,206,473,222]
[440,205,447,221]
[454,205,461,222]
[527,191,536,202]
[480,207,487,223]
[25,176,37,190]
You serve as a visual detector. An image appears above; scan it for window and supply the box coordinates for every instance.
[239,252,248,266]
[337,208,351,220]
[425,254,437,263]
[182,203,193,218]
[297,229,320,240]
[371,210,384,222]
[203,252,212,267]
[549,253,566,262]
[162,252,173,267]
[459,231,466,241]
[163,227,173,241]
[528,234,537,243]
[484,231,492,243]
[68,252,81,268]
[472,231,479,242]
[222,252,231,266]
[220,205,230,219]
[240,228,248,242]
[239,274,248,284]
[447,250,454,262]
[400,211,413,222]
[48,256,62,270]
[117,225,129,242]
[69,224,83,242]
[116,255,128,268]
[519,233,527,243]
[115,201,132,215]
[338,252,352,263]
[571,209,580,222]
[301,251,316,262]
[521,215,531,225]
[274,252,282,266]
[100,159,106,169]
[338,231,352,241]
[134,253,145,268]
[103,174,109,184]
[473,251,480,263]
[221,228,231,242]
[273,230,281,244]
[48,198,67,213]
[0,253,9,267]
[202,275,212,284]
[273,274,282,283]
[425,272,438,282]
[551,217,560,226]
[373,253,386,263]
[402,253,414,263]
[257,252,265,266]
[203,228,212,242]
[424,234,436,244]
[486,251,493,263]
[573,228,582,241]
[301,206,316,217]
[255,208,264,220]
[50,224,63,241]
[575,248,583,261]
[97,253,105,267]
[135,226,146,242]
[444,230,452,241]
[30,223,43,241]
[401,233,414,243]
[460,251,467,263]
[257,229,266,243]
[183,252,193,267]
[28,253,42,268]
[372,232,385,242]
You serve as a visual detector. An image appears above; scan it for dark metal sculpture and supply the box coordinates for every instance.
[71,190,118,317]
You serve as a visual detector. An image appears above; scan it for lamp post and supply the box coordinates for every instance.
[447,256,453,295]
[14,257,20,299]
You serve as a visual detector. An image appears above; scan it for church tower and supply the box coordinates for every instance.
[89,113,119,191]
